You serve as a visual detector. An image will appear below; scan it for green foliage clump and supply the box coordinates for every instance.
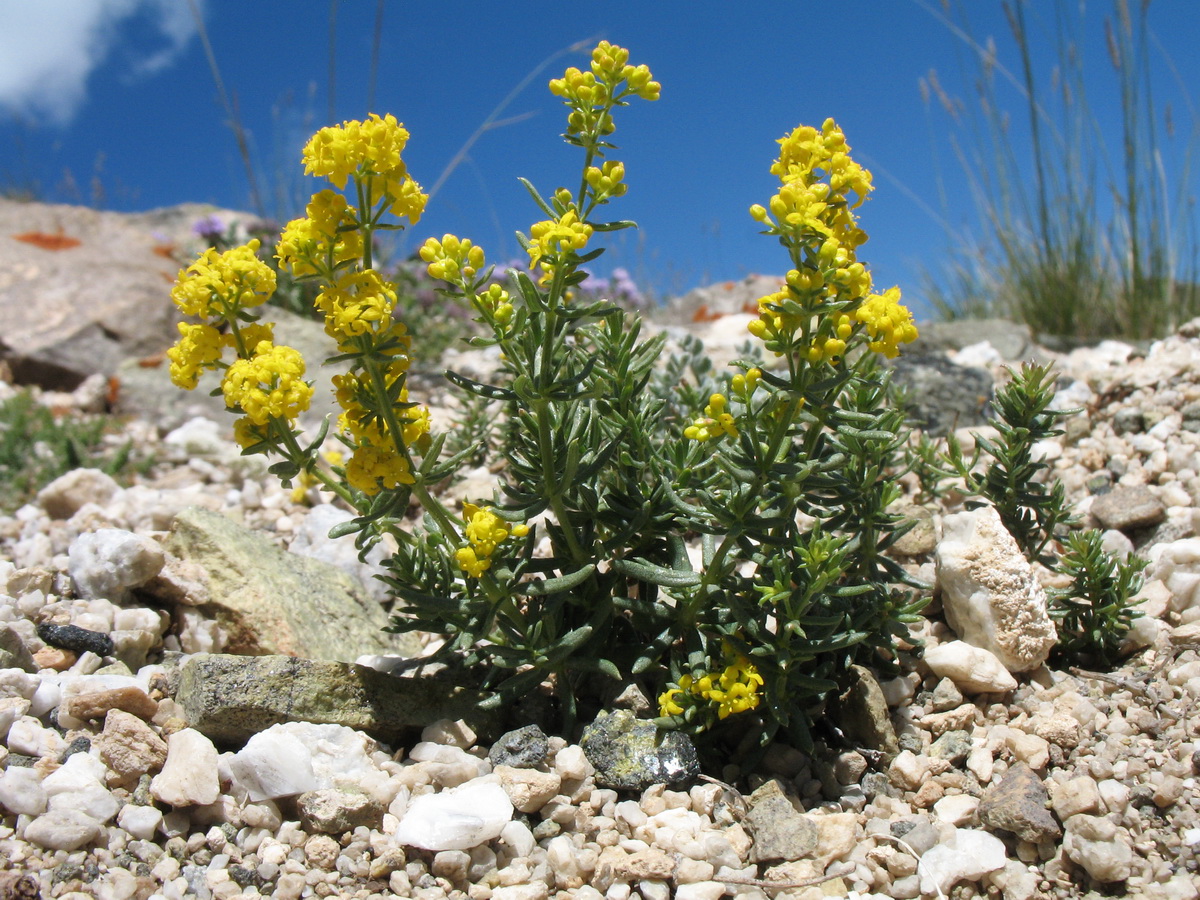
[0,389,147,513]
[945,362,1078,565]
[162,40,939,759]
[1049,529,1148,668]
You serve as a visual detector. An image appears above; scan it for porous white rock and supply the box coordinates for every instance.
[408,741,490,788]
[0,695,30,741]
[1063,814,1133,882]
[0,667,39,701]
[393,779,514,851]
[936,506,1057,671]
[7,715,67,757]
[933,794,980,826]
[924,641,1018,694]
[68,528,165,601]
[151,728,220,807]
[917,828,1006,895]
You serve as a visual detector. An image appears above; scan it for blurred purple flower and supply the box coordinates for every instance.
[191,214,225,243]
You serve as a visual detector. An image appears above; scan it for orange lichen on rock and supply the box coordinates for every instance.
[12,231,82,251]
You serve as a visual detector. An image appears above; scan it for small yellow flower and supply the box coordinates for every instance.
[856,286,919,358]
[658,687,685,717]
[220,342,312,426]
[276,190,362,278]
[171,240,276,319]
[345,444,413,494]
[167,322,224,390]
[302,113,409,189]
[527,210,592,278]
[315,269,398,343]
[684,393,739,442]
[420,234,486,283]
[456,503,528,578]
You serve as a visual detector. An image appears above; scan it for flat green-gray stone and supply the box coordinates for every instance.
[176,652,499,746]
[164,506,420,662]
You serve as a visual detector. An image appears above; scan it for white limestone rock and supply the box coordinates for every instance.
[924,640,1018,694]
[229,722,381,802]
[936,506,1056,671]
[68,528,165,601]
[151,728,220,807]
[118,803,164,840]
[229,726,319,801]
[918,828,1007,895]
[37,468,121,521]
[393,779,514,851]
[22,808,106,850]
[1147,538,1200,612]
[1063,814,1133,882]
[44,753,120,823]
[0,765,47,815]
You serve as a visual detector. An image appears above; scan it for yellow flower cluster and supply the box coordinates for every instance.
[167,323,225,390]
[684,393,739,442]
[171,240,276,318]
[455,503,530,578]
[658,657,764,720]
[301,113,427,223]
[315,269,399,346]
[276,190,363,278]
[527,210,593,281]
[168,241,313,446]
[747,120,918,360]
[584,161,627,203]
[550,40,660,104]
[856,286,919,359]
[221,342,313,440]
[549,42,658,146]
[419,234,486,284]
[333,363,429,496]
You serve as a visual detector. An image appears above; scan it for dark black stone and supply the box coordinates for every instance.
[59,736,92,762]
[488,724,550,769]
[580,709,700,791]
[36,622,115,657]
[51,863,83,885]
[229,865,268,889]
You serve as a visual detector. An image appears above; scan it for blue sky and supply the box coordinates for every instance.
[2,0,1198,319]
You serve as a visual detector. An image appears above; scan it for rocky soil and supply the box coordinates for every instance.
[2,206,1200,899]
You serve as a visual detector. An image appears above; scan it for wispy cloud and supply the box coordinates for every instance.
[0,0,205,125]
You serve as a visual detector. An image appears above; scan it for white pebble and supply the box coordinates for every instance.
[393,779,513,851]
[0,765,47,815]
[118,804,163,840]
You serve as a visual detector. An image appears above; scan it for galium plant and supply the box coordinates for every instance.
[1049,529,1147,668]
[944,362,1078,566]
[936,361,1148,665]
[167,41,927,753]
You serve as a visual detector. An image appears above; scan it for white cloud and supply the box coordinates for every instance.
[0,0,206,125]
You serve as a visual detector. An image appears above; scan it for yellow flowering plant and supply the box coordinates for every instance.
[168,42,927,756]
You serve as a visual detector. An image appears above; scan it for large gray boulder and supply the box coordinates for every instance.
[0,199,234,389]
